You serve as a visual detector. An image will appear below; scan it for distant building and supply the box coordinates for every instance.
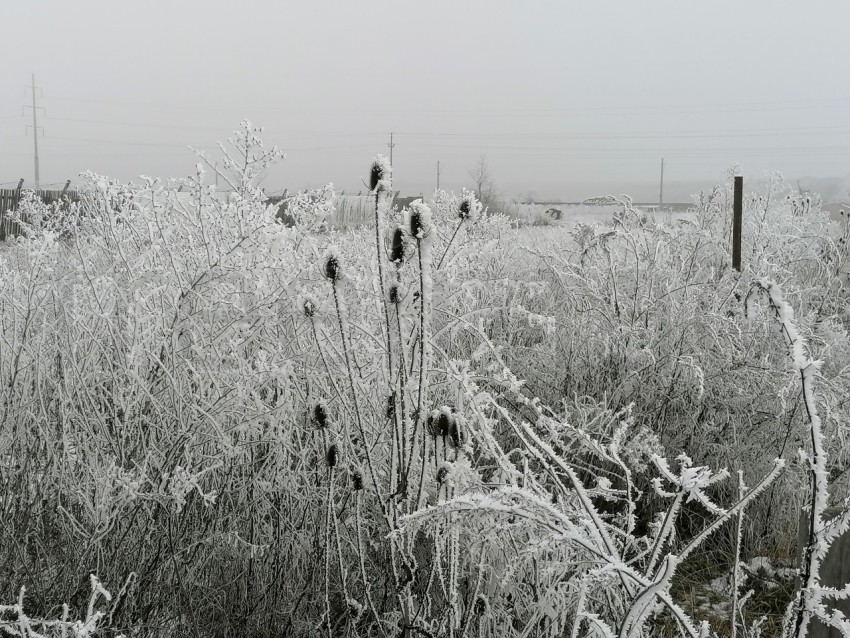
[392,195,422,212]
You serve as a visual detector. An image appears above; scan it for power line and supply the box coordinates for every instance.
[45,135,208,148]
[393,126,850,140]
[43,116,230,133]
[40,93,850,116]
[11,127,850,158]
[41,116,387,138]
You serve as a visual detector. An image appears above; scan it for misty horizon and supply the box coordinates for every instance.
[3,1,850,202]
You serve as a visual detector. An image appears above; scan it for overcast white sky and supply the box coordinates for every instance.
[2,0,850,201]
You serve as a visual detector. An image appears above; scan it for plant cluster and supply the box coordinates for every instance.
[0,125,847,637]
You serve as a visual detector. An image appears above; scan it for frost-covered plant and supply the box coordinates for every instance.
[745,282,850,638]
[394,385,785,637]
[3,127,848,638]
[514,175,849,547]
[0,576,126,638]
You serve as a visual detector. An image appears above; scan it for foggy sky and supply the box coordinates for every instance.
[3,0,850,201]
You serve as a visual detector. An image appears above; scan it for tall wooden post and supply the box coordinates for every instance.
[732,175,743,271]
[659,157,664,206]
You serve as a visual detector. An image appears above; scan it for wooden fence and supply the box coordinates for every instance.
[268,191,401,230]
[0,187,81,241]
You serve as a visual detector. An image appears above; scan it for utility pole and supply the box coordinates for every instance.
[387,132,395,165]
[659,157,664,207]
[436,160,440,190]
[24,73,44,189]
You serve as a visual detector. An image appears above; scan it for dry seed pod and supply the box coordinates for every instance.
[399,563,413,589]
[324,255,340,281]
[303,298,316,317]
[313,403,328,430]
[351,468,363,491]
[436,465,448,485]
[369,156,391,192]
[473,594,489,617]
[347,599,363,620]
[313,403,328,429]
[369,163,382,192]
[326,443,339,468]
[388,284,401,305]
[408,200,433,240]
[409,210,424,239]
[437,411,451,438]
[426,410,439,438]
[385,392,396,420]
[448,421,463,449]
[390,227,405,264]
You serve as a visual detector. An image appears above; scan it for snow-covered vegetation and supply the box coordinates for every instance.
[1,122,848,637]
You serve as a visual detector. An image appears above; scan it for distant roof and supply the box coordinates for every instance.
[392,196,422,211]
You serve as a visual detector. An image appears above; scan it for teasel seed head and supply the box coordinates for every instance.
[448,420,463,449]
[313,403,328,429]
[458,191,481,223]
[369,155,392,193]
[326,443,339,468]
[410,211,424,239]
[385,392,396,420]
[347,599,363,621]
[351,467,363,491]
[437,410,451,438]
[390,226,405,264]
[473,594,489,617]
[324,255,340,281]
[408,200,432,240]
[303,297,316,318]
[399,563,413,589]
[426,410,439,438]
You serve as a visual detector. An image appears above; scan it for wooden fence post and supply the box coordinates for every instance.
[732,175,743,271]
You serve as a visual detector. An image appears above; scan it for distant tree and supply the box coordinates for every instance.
[468,155,495,205]
[519,189,538,204]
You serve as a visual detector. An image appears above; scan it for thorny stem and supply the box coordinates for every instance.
[323,459,335,638]
[437,221,462,270]
[374,190,405,498]
[731,471,745,638]
[356,492,389,638]
[330,279,414,623]
[413,239,429,509]
[331,281,386,518]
